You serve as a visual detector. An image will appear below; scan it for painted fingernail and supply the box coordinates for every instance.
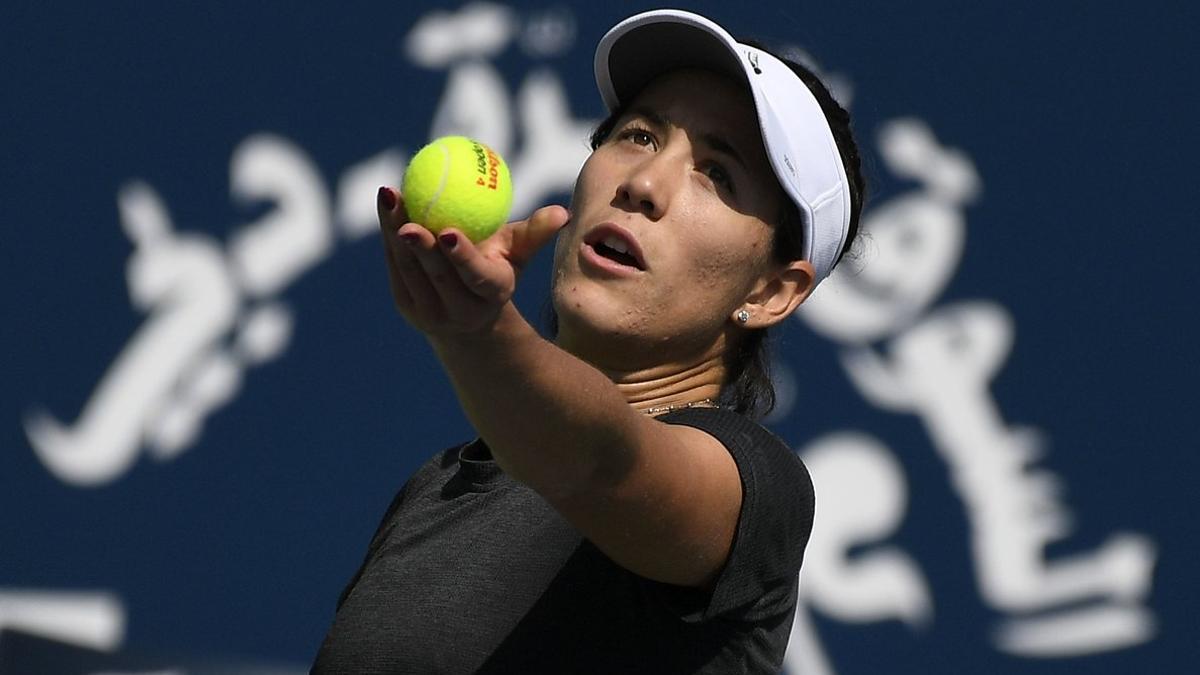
[379,186,397,210]
[438,232,458,251]
[399,232,420,245]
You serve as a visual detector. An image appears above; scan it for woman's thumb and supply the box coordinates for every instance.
[509,205,570,268]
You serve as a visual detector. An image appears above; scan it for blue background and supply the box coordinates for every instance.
[3,1,1197,672]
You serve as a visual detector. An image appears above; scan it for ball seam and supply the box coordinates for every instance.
[420,141,452,226]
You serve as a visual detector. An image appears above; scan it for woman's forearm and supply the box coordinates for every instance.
[427,302,643,501]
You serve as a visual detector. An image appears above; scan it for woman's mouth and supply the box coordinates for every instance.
[581,224,646,275]
[593,234,641,268]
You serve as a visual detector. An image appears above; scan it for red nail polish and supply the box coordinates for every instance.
[438,232,458,250]
[399,232,420,245]
[379,187,397,210]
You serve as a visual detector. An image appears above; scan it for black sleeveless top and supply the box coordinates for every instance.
[312,407,815,674]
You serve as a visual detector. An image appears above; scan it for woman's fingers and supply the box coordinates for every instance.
[377,187,413,311]
[393,223,451,319]
[378,189,569,332]
[378,186,475,322]
[406,205,571,318]
[407,227,487,313]
[437,230,511,303]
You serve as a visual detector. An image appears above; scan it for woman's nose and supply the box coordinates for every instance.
[616,154,679,220]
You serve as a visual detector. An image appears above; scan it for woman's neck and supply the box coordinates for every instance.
[572,342,728,410]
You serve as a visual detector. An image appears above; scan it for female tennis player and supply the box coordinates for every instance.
[314,8,865,673]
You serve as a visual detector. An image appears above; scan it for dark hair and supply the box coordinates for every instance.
[566,42,867,419]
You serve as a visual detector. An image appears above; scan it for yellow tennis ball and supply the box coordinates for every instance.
[401,136,514,243]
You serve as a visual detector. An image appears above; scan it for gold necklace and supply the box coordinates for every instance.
[639,398,720,416]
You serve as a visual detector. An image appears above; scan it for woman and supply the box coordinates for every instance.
[314,9,865,674]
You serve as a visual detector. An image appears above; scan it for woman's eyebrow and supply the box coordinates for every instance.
[626,105,671,130]
[698,133,748,172]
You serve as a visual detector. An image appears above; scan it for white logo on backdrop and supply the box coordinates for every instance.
[783,116,1156,671]
[22,2,589,489]
[17,1,1156,666]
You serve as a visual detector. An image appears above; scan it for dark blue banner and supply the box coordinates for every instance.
[3,1,1195,672]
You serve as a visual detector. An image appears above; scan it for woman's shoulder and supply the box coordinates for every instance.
[379,440,474,514]
[657,406,813,503]
[653,407,814,619]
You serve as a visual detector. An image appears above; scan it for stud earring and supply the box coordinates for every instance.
[736,309,750,324]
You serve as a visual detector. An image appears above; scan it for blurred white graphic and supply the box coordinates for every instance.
[24,4,593,489]
[0,590,125,651]
[786,116,1156,672]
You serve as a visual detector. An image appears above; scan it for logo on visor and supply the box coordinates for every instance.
[747,50,762,74]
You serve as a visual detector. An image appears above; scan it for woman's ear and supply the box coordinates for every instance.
[733,259,816,329]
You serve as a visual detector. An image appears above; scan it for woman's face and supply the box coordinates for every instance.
[551,68,789,370]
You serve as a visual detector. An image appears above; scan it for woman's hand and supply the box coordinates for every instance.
[377,186,569,337]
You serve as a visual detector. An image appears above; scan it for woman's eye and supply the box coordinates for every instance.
[705,163,735,191]
[621,128,655,147]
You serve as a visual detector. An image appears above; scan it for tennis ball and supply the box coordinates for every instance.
[401,136,514,243]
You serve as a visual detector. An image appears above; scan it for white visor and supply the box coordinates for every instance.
[594,9,851,284]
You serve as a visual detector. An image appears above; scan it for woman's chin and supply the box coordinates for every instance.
[551,280,627,330]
